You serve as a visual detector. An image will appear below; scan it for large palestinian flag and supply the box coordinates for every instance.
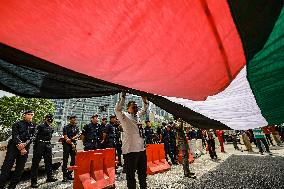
[0,1,283,130]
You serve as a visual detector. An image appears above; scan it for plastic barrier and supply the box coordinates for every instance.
[196,139,203,153]
[68,148,116,189]
[188,139,196,157]
[146,144,159,175]
[146,144,171,175]
[157,144,171,170]
[68,150,95,189]
[94,148,116,187]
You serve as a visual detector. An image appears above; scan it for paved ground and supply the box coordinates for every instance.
[11,144,284,189]
[185,154,284,189]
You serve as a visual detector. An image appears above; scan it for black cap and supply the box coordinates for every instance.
[91,114,98,118]
[44,114,53,119]
[102,117,107,121]
[45,114,54,123]
[145,120,150,123]
[23,110,33,114]
[69,115,77,119]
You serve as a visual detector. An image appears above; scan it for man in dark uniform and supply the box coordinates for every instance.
[155,124,163,144]
[161,124,177,165]
[81,114,101,151]
[30,114,57,188]
[0,110,36,189]
[138,123,145,139]
[99,117,107,149]
[104,115,117,148]
[144,120,154,144]
[62,115,80,182]
[114,118,123,166]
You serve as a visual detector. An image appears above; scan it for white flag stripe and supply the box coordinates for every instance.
[165,67,268,130]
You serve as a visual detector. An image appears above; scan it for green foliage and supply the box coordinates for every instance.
[152,121,160,128]
[0,96,55,128]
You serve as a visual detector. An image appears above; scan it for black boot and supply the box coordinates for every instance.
[46,177,58,183]
[184,172,196,178]
[30,182,39,188]
[7,184,17,189]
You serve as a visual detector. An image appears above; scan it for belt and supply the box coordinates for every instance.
[39,140,51,143]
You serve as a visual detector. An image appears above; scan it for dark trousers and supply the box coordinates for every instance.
[0,141,28,189]
[265,134,274,146]
[208,139,217,159]
[124,151,147,189]
[180,143,190,175]
[164,144,176,164]
[31,142,53,183]
[256,138,270,153]
[115,143,122,165]
[209,148,217,159]
[62,143,76,177]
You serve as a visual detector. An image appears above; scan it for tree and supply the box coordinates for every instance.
[0,96,55,128]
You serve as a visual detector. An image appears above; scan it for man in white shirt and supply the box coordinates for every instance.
[115,92,148,189]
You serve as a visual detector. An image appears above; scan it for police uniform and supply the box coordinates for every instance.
[99,123,107,149]
[114,123,123,165]
[31,115,57,187]
[105,123,116,148]
[62,121,79,181]
[82,122,101,151]
[161,127,177,164]
[0,111,36,189]
[144,126,154,144]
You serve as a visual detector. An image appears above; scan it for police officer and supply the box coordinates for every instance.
[99,117,108,149]
[81,114,101,151]
[30,114,57,188]
[104,116,117,148]
[144,120,154,144]
[161,124,177,165]
[114,118,123,166]
[62,115,80,182]
[0,110,36,189]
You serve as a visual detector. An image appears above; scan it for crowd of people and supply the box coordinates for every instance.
[0,93,284,189]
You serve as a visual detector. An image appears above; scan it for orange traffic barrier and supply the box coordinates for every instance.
[68,150,95,189]
[68,148,116,189]
[157,144,171,170]
[146,144,159,175]
[79,153,109,189]
[95,148,116,187]
[146,144,171,175]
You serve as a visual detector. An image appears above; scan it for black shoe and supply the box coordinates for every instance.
[62,177,68,182]
[184,173,196,179]
[31,183,39,188]
[188,172,195,176]
[46,177,58,182]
